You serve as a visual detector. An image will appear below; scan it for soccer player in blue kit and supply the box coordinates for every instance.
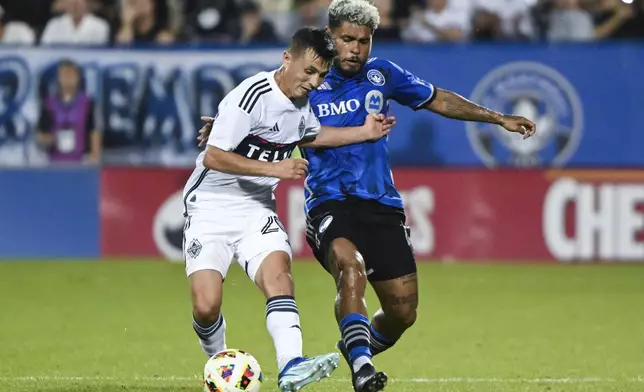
[301,0,536,391]
[198,1,536,389]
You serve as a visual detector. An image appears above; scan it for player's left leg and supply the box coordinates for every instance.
[335,221,417,358]
[369,273,418,356]
[366,224,418,356]
[236,213,339,392]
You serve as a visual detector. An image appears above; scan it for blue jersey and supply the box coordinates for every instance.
[302,58,436,213]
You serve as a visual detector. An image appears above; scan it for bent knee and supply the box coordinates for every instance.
[384,301,418,329]
[260,270,294,296]
[329,239,367,282]
[396,308,417,328]
[255,251,293,297]
[193,297,221,324]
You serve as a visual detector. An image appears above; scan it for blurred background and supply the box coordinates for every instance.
[0,1,643,391]
[1,0,643,262]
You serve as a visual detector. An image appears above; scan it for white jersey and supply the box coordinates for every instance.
[183,69,321,216]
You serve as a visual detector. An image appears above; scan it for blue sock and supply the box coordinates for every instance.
[370,324,395,355]
[340,313,372,367]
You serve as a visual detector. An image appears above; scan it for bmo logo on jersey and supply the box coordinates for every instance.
[234,134,296,162]
[317,99,360,117]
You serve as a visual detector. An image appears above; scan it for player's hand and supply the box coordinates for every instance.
[197,116,215,148]
[362,113,396,141]
[273,158,309,180]
[499,115,536,140]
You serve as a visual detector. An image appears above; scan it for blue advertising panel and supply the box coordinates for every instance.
[0,167,100,259]
[0,43,642,167]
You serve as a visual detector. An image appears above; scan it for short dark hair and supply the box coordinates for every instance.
[288,27,337,64]
[58,59,80,73]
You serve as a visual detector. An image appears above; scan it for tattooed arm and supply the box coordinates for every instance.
[424,88,536,138]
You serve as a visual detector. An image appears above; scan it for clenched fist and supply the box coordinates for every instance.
[272,158,309,180]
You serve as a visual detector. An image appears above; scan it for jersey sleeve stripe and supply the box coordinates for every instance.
[239,79,271,113]
[413,85,438,111]
[244,86,272,114]
[238,79,268,108]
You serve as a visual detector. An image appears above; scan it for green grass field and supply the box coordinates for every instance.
[0,260,643,392]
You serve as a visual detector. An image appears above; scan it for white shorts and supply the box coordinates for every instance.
[182,208,292,282]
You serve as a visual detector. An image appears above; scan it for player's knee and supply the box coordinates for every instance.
[329,239,367,288]
[193,299,221,325]
[385,302,418,330]
[255,251,294,297]
[261,269,294,297]
[396,307,417,329]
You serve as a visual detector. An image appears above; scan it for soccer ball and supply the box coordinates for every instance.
[203,349,263,392]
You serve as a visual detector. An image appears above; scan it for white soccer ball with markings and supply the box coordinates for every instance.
[203,349,263,392]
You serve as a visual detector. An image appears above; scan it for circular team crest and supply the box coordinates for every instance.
[367,69,385,86]
[153,190,185,262]
[466,62,583,168]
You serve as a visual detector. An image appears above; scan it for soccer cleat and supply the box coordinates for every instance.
[337,340,387,391]
[277,353,340,391]
[352,363,388,392]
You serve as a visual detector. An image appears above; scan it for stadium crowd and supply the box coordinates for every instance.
[0,0,642,46]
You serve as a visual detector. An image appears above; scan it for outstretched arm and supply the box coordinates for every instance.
[298,114,396,148]
[197,114,396,148]
[424,88,536,139]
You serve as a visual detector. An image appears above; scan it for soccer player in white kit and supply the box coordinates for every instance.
[182,27,395,392]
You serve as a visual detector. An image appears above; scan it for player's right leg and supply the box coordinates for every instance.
[184,215,234,358]
[236,212,340,392]
[190,270,226,357]
[306,203,388,392]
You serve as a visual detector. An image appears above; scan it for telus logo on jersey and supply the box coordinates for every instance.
[466,62,583,168]
[234,134,297,162]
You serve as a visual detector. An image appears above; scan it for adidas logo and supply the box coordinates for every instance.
[317,82,331,91]
[270,123,280,133]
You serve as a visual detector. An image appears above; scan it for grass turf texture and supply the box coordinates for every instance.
[0,260,642,391]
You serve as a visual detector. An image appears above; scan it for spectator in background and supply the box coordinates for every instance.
[591,0,642,38]
[0,7,37,45]
[116,0,174,45]
[402,0,468,43]
[279,0,326,42]
[38,60,102,164]
[470,8,504,40]
[90,0,122,33]
[182,0,240,43]
[1,0,55,37]
[40,0,110,45]
[372,0,401,41]
[236,1,279,44]
[472,0,537,39]
[548,0,594,40]
[617,0,644,37]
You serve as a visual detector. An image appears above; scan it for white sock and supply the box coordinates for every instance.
[266,296,303,372]
[193,314,226,357]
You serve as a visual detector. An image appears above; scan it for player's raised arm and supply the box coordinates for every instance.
[424,88,536,139]
[386,59,536,139]
[298,114,396,148]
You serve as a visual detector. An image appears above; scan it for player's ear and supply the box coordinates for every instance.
[283,50,292,68]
